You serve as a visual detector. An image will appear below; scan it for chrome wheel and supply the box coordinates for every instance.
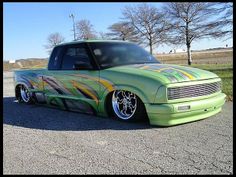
[20,85,30,103]
[112,90,137,120]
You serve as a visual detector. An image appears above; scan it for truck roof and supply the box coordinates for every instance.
[56,40,130,47]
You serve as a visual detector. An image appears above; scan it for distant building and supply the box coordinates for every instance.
[169,48,186,54]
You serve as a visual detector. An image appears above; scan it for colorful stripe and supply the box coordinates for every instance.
[71,80,99,104]
[154,67,195,80]
[69,74,115,92]
[140,65,150,70]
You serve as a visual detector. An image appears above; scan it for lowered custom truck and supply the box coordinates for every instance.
[14,40,226,126]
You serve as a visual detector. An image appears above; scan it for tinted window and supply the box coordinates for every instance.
[89,42,160,69]
[48,46,63,70]
[61,46,92,70]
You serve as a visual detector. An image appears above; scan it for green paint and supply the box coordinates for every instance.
[14,63,226,126]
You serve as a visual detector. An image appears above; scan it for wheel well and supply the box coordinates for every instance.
[105,91,114,117]
[105,90,148,119]
[15,84,22,100]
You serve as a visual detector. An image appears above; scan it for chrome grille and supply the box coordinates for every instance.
[167,81,221,100]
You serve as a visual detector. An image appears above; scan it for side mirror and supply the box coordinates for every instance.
[73,61,93,70]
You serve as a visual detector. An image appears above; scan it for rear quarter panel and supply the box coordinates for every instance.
[14,69,47,92]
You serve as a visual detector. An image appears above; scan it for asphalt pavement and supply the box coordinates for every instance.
[3,72,233,174]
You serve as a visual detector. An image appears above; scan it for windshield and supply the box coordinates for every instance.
[88,42,161,69]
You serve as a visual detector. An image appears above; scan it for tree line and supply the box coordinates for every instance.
[45,2,232,65]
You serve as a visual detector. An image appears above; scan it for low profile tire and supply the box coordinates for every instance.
[18,85,34,104]
[111,90,147,122]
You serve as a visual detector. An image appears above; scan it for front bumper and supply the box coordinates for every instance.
[145,93,226,126]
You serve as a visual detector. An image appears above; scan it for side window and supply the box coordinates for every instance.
[61,47,92,70]
[48,46,62,70]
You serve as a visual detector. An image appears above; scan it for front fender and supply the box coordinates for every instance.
[98,83,159,116]
[110,84,152,103]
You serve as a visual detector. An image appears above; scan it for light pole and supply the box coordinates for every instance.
[69,14,76,41]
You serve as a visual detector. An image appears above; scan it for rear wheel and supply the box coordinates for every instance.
[111,90,147,121]
[18,85,33,104]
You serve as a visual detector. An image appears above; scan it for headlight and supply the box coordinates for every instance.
[154,85,167,103]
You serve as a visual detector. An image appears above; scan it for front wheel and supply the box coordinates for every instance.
[111,90,147,121]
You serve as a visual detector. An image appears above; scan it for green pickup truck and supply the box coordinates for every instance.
[14,40,226,126]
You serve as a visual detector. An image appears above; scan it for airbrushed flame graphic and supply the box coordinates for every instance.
[15,72,112,115]
[42,76,74,95]
[41,76,95,112]
[71,80,99,104]
[42,76,100,105]
[17,75,34,89]
[68,74,115,92]
[154,67,194,80]
[29,78,44,90]
[136,64,200,82]
[17,74,45,90]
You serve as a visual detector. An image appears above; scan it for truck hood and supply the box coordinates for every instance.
[105,63,219,84]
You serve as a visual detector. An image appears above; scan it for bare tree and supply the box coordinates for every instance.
[163,2,231,65]
[76,19,97,40]
[44,32,65,54]
[213,2,233,39]
[107,22,138,42]
[98,31,111,40]
[122,3,169,54]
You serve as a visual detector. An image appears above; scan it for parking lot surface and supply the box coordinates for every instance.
[3,72,233,174]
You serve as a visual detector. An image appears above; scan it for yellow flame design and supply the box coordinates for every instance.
[154,67,194,80]
[69,74,115,92]
[140,65,150,69]
[72,80,99,104]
